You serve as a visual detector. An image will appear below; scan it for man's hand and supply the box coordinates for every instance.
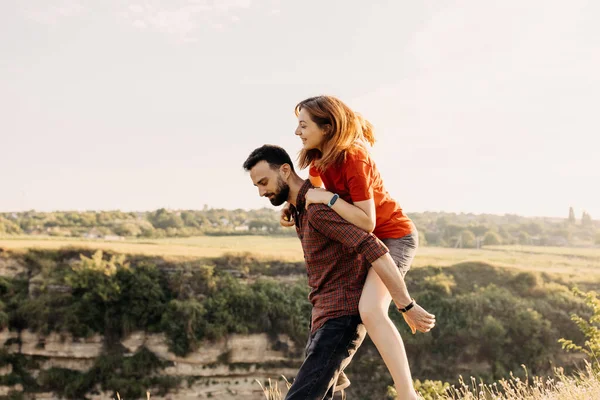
[401,302,436,334]
[280,203,295,227]
[305,188,333,208]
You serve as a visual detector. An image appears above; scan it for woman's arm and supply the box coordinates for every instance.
[305,189,376,233]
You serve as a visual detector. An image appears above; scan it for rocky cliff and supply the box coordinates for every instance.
[1,328,300,399]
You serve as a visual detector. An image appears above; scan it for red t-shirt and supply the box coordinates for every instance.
[309,146,413,240]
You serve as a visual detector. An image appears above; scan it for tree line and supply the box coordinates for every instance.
[0,207,598,247]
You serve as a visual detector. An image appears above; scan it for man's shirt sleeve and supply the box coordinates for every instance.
[307,204,389,263]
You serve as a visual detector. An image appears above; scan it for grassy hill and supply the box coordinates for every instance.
[1,238,599,399]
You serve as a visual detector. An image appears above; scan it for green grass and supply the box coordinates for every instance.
[1,236,599,282]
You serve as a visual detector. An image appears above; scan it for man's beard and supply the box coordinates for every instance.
[268,177,290,206]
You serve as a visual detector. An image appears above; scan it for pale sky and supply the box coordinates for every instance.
[1,1,598,218]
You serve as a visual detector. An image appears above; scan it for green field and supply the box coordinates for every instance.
[1,235,599,282]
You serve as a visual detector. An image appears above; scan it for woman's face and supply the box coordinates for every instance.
[295,108,328,151]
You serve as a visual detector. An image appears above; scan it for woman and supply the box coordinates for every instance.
[282,95,435,399]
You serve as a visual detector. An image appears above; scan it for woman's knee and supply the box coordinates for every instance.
[359,299,389,325]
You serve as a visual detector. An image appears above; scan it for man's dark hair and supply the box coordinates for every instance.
[243,144,295,172]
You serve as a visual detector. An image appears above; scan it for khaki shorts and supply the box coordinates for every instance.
[381,230,419,278]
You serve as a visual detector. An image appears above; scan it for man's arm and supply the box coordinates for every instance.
[308,205,407,301]
[307,205,436,333]
[307,204,387,262]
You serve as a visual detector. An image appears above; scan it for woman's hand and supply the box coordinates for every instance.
[305,188,333,208]
[401,302,436,334]
[279,203,295,227]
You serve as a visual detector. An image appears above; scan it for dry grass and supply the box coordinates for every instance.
[486,245,600,258]
[254,365,600,400]
[113,391,150,400]
[0,235,304,261]
[413,247,600,283]
[255,376,292,400]
[109,365,600,400]
[2,236,600,282]
[436,364,600,400]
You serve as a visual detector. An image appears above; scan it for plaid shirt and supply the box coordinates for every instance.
[291,180,389,333]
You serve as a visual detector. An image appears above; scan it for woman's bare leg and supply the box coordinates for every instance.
[359,268,418,400]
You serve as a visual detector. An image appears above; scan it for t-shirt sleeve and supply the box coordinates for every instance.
[346,159,375,202]
[309,163,319,177]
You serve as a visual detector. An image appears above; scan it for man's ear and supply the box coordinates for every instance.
[280,164,292,181]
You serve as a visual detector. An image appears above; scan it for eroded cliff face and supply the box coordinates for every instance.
[1,329,300,399]
[0,249,310,399]
[0,255,27,278]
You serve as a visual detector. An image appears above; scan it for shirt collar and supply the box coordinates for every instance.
[291,179,312,216]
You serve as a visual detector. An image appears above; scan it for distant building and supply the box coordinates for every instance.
[546,236,569,247]
[104,235,125,241]
[530,236,541,245]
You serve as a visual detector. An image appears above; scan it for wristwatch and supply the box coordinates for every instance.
[327,193,339,208]
[398,299,415,313]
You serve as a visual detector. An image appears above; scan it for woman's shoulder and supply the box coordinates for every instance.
[344,143,372,165]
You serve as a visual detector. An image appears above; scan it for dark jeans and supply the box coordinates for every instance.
[285,315,366,400]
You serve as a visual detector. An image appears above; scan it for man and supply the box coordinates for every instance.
[243,145,435,399]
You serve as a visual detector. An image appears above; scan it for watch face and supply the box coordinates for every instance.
[329,194,338,207]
